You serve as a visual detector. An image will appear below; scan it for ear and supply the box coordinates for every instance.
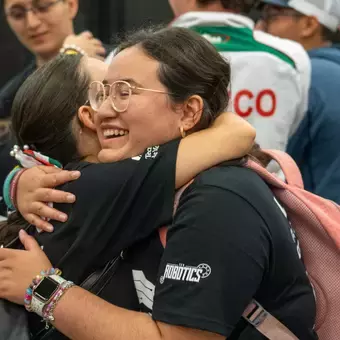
[300,15,320,38]
[78,105,96,132]
[179,95,204,133]
[65,0,79,20]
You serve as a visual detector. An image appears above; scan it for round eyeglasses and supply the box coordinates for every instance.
[5,0,63,21]
[88,80,171,113]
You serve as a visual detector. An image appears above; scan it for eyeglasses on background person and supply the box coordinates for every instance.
[5,0,63,21]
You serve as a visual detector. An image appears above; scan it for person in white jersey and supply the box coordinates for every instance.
[256,0,340,203]
[168,0,311,151]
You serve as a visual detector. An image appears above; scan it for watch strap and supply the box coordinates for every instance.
[31,275,66,317]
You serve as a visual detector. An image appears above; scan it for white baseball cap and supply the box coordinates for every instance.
[288,0,340,31]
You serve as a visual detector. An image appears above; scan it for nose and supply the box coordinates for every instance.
[97,98,119,122]
[26,10,42,30]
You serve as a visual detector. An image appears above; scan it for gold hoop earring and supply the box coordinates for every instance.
[180,126,186,138]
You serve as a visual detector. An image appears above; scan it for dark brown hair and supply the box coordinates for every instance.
[197,0,257,14]
[0,53,90,247]
[116,26,231,131]
[321,25,337,43]
[11,53,89,165]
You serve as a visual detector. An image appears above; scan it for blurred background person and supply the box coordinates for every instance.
[256,0,340,203]
[0,0,106,120]
[168,0,311,157]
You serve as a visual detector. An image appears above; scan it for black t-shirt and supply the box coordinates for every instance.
[38,140,179,283]
[28,140,179,337]
[151,165,317,339]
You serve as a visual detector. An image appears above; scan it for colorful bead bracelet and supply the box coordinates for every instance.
[24,268,62,312]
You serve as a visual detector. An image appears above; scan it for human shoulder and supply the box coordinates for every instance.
[0,62,36,119]
[177,164,285,230]
[253,30,310,72]
[192,165,271,200]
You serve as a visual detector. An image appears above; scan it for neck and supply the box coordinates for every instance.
[84,154,99,163]
[301,37,331,51]
[194,1,229,12]
[78,129,101,164]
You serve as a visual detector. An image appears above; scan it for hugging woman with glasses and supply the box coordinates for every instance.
[0,26,317,340]
[0,31,255,339]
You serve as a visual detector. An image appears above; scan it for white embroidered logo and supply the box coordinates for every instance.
[160,263,211,284]
[132,270,155,310]
[145,146,159,159]
[201,33,222,44]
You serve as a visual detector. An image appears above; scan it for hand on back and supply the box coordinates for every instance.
[16,167,80,232]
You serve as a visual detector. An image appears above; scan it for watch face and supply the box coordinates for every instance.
[34,277,59,303]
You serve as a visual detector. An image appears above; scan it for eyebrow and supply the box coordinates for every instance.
[7,4,25,10]
[7,1,27,9]
[104,78,144,88]
[121,78,143,88]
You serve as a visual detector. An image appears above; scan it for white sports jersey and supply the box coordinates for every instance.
[172,12,311,151]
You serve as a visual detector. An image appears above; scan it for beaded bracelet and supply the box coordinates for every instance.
[24,268,62,312]
[10,168,26,210]
[60,44,87,57]
[43,280,75,324]
[3,166,21,211]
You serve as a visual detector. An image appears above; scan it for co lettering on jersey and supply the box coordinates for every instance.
[233,89,277,117]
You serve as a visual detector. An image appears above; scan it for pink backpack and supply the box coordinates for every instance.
[159,149,340,340]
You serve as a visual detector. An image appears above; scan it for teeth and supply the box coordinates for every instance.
[103,129,128,137]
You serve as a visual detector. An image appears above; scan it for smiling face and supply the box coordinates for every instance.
[4,0,78,60]
[94,46,182,163]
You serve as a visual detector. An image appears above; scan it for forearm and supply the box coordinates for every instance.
[53,286,162,340]
[176,121,255,187]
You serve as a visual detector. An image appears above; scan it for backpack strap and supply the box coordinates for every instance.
[260,149,304,189]
[243,301,298,340]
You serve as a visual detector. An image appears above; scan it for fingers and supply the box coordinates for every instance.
[80,30,94,39]
[37,166,63,175]
[19,230,41,252]
[34,188,76,204]
[30,200,68,222]
[0,248,14,261]
[95,47,106,56]
[40,170,81,188]
[93,41,106,56]
[23,213,54,232]
[92,38,103,46]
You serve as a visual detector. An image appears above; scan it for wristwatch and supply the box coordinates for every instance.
[31,275,66,317]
